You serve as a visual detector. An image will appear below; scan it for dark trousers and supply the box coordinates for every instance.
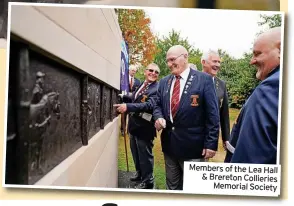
[129,134,154,183]
[164,153,205,190]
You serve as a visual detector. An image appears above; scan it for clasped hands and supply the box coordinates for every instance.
[155,117,215,160]
[155,118,166,131]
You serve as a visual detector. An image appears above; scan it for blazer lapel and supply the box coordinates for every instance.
[178,69,194,112]
[134,81,155,102]
[134,82,145,101]
[165,75,173,119]
[174,68,195,120]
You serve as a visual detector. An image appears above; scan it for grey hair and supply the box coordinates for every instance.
[201,49,219,62]
[147,63,160,73]
[129,65,138,72]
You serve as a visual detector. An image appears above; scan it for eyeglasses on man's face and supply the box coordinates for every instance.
[166,54,184,64]
[147,69,159,74]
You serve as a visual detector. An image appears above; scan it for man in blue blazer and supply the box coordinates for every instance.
[115,63,160,189]
[225,27,282,164]
[153,45,220,190]
[201,50,230,151]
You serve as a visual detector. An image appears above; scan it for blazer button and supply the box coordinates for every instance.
[172,127,175,130]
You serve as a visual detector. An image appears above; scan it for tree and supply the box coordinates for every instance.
[218,52,259,108]
[258,14,282,28]
[188,48,202,71]
[117,9,157,67]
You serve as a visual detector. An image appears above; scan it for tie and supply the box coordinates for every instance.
[130,77,134,90]
[171,75,181,118]
[136,81,148,99]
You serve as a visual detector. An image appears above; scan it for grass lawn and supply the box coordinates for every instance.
[118,108,240,190]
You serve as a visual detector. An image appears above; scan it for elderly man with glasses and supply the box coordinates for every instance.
[114,63,160,189]
[153,45,219,190]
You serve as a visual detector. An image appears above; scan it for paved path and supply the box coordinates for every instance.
[118,170,158,189]
[118,170,137,189]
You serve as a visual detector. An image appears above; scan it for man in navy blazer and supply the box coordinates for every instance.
[201,50,230,151]
[115,63,160,189]
[225,27,282,164]
[153,45,219,190]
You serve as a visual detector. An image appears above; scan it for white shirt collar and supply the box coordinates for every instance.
[143,80,153,85]
[176,66,190,81]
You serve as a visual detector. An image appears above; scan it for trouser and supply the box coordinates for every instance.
[224,150,233,163]
[129,134,154,183]
[164,153,205,190]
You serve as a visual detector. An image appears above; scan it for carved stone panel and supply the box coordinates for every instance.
[28,49,82,184]
[111,89,119,120]
[87,78,101,139]
[5,38,119,185]
[104,87,111,126]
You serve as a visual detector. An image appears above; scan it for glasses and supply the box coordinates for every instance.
[147,69,159,74]
[166,54,184,64]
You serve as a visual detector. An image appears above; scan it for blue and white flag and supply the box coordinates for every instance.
[120,40,129,94]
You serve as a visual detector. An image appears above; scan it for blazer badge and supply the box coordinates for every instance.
[141,95,148,103]
[191,95,199,107]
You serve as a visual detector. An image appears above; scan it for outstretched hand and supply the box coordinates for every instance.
[113,104,127,113]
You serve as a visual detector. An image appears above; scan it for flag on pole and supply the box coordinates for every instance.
[120,40,129,95]
[120,39,130,172]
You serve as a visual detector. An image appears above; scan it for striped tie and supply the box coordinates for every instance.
[135,81,148,99]
[171,75,181,118]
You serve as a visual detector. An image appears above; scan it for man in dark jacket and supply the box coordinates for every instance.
[201,49,230,151]
[153,45,219,190]
[225,27,282,164]
[114,63,160,189]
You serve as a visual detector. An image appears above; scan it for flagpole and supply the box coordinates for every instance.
[120,39,130,172]
[121,111,129,172]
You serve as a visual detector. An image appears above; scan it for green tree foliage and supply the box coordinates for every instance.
[258,14,282,28]
[188,48,203,71]
[218,53,259,108]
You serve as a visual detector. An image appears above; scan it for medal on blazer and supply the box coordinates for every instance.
[220,98,223,108]
[184,75,194,94]
[215,80,219,90]
[141,95,148,103]
[191,95,199,107]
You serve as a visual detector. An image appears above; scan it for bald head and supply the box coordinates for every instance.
[256,27,281,50]
[166,45,189,75]
[167,45,188,56]
[250,27,282,80]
